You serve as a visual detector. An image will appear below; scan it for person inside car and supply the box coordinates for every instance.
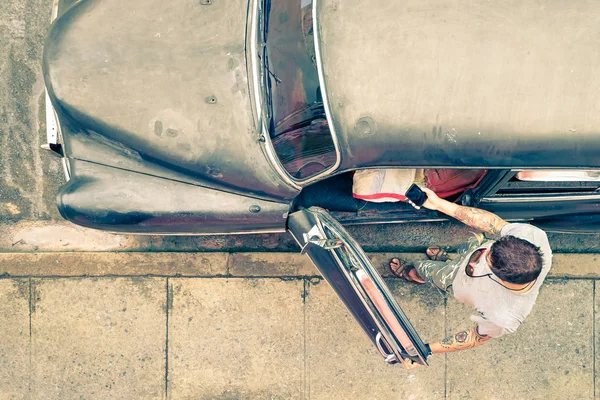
[390,187,552,369]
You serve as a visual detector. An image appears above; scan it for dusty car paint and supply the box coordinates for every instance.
[318,0,600,170]
[58,160,289,235]
[44,0,298,201]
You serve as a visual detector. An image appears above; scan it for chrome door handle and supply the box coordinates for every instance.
[375,332,399,364]
[300,225,343,254]
[301,236,343,254]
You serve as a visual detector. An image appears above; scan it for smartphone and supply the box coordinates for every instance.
[405,184,427,207]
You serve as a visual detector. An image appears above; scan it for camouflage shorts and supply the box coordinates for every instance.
[415,232,488,295]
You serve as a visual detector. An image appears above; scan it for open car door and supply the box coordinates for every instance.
[288,207,429,366]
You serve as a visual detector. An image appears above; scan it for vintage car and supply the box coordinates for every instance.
[43,0,600,366]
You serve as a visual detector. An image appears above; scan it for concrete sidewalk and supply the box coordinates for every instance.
[0,252,598,399]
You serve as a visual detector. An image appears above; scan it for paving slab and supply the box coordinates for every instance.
[168,278,305,399]
[229,252,316,277]
[551,254,600,279]
[446,280,594,400]
[0,279,30,399]
[0,252,228,277]
[30,278,166,399]
[304,277,446,400]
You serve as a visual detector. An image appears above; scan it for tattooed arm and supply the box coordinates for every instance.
[420,187,509,235]
[402,325,491,369]
[429,325,492,354]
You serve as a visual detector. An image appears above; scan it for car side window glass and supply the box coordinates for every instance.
[494,170,600,196]
[515,170,600,182]
[261,0,336,180]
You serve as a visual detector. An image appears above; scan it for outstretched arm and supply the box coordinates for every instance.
[429,325,491,354]
[420,188,509,235]
[402,325,491,369]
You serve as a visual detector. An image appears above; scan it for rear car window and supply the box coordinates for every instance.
[515,170,600,182]
[494,170,600,195]
[261,0,336,180]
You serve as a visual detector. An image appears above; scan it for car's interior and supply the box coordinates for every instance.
[295,168,488,215]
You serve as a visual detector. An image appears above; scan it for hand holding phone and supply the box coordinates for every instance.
[405,184,428,209]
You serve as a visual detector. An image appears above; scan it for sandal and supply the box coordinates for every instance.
[426,246,451,262]
[389,258,426,284]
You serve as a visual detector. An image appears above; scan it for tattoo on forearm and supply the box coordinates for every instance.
[439,327,490,351]
[454,206,509,235]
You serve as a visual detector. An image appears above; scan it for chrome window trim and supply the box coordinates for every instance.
[45,0,60,146]
[45,90,58,145]
[250,0,340,189]
[481,193,600,203]
[45,0,71,182]
[250,0,301,190]
[515,170,600,182]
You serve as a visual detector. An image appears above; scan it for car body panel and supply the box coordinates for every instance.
[318,0,600,170]
[58,160,289,234]
[44,0,298,201]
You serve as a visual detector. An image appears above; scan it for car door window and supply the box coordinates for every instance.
[260,0,337,180]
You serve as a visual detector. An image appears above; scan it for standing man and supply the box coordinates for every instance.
[390,187,552,369]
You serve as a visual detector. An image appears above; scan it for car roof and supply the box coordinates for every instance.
[318,0,600,170]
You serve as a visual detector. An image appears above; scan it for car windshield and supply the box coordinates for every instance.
[259,0,336,180]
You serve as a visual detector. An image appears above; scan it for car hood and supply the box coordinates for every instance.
[318,0,600,169]
[44,0,297,201]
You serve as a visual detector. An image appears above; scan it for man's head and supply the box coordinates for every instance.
[488,236,543,284]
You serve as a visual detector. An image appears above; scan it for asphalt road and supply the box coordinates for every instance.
[1,0,599,254]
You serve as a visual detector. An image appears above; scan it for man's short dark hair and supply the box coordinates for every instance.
[489,236,543,284]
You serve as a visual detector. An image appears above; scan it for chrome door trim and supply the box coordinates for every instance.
[330,249,407,363]
[481,194,600,203]
[44,0,71,181]
[375,332,398,364]
[317,211,428,365]
[355,269,419,359]
[45,0,60,146]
